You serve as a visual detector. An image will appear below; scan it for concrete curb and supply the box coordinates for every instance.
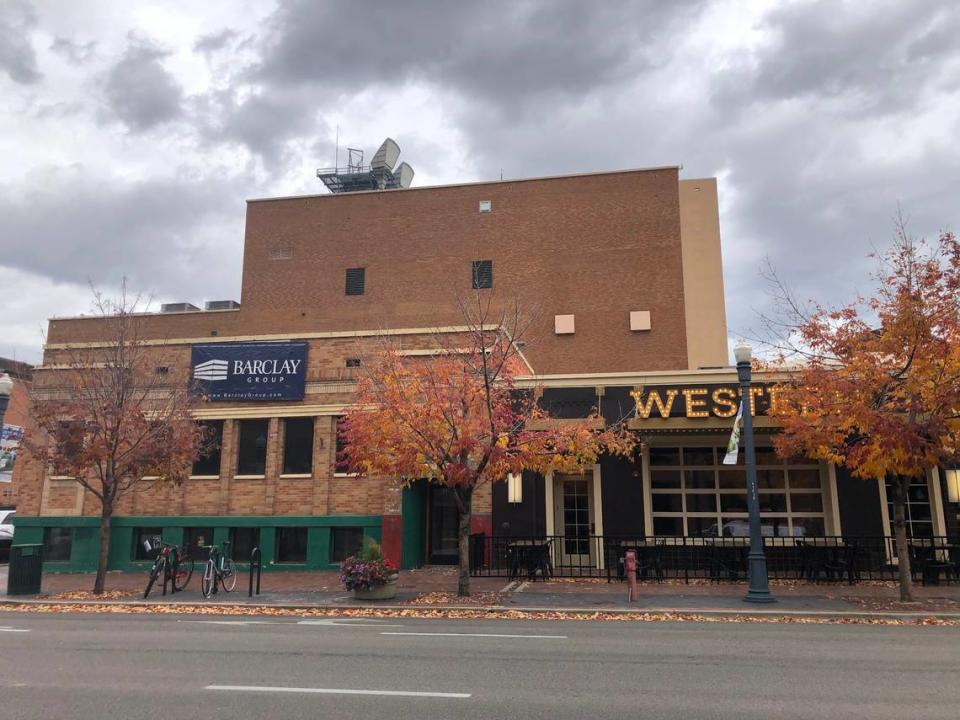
[2,597,959,621]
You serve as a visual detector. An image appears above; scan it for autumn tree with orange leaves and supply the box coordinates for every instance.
[26,286,207,594]
[764,222,960,601]
[340,296,634,596]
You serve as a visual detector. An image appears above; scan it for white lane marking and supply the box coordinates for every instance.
[381,631,566,639]
[297,619,404,627]
[180,620,290,626]
[0,627,30,633]
[205,685,470,699]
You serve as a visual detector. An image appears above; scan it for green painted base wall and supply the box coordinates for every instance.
[12,515,382,573]
[401,482,427,570]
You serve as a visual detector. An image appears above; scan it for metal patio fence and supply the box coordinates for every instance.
[468,534,960,585]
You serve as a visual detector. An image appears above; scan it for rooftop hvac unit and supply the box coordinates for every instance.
[205,300,241,311]
[160,302,200,313]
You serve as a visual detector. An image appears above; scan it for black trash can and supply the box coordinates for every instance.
[7,544,43,595]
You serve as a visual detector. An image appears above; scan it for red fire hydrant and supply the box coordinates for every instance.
[625,550,638,603]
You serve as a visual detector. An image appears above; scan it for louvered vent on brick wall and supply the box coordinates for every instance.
[471,260,493,289]
[345,267,366,295]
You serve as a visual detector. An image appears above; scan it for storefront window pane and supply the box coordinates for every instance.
[788,469,821,489]
[686,494,717,512]
[790,493,823,513]
[756,469,786,489]
[720,494,749,513]
[687,517,720,537]
[685,470,715,489]
[718,469,746,489]
[44,527,73,562]
[652,494,682,512]
[755,446,780,464]
[276,527,308,563]
[650,470,681,489]
[649,448,680,466]
[230,528,260,561]
[331,527,364,562]
[791,517,825,537]
[133,528,163,560]
[758,493,787,512]
[683,448,715,466]
[653,517,683,536]
[184,527,215,555]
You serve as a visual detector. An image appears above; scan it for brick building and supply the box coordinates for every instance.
[12,166,959,573]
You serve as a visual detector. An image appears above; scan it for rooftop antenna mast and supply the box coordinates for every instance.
[317,137,415,193]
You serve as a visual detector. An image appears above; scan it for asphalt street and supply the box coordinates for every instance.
[1,612,958,719]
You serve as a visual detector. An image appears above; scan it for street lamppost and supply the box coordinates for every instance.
[733,343,776,604]
[0,372,12,431]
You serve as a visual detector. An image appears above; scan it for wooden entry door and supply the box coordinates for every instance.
[553,473,595,570]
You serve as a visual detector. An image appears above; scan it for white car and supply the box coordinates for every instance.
[0,509,15,542]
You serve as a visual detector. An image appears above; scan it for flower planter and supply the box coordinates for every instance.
[351,576,398,601]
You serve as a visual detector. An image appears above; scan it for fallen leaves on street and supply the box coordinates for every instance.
[1,602,957,626]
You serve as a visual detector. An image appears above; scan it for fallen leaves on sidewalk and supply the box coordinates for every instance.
[409,592,507,606]
[49,590,138,601]
[1,601,957,626]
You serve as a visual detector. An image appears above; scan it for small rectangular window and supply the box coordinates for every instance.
[155,366,169,377]
[192,420,224,476]
[471,260,493,289]
[133,527,162,561]
[236,419,269,475]
[183,527,215,555]
[345,267,365,295]
[276,527,308,563]
[283,417,314,475]
[345,358,361,368]
[331,527,364,562]
[230,527,260,561]
[44,527,74,562]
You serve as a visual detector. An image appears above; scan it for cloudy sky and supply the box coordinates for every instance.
[1,0,957,363]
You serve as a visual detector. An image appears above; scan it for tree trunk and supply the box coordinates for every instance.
[891,476,914,603]
[93,502,112,595]
[455,486,474,597]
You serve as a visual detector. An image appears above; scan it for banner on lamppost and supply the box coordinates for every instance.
[0,424,24,483]
[722,401,743,465]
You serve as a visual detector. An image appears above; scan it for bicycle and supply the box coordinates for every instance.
[143,541,194,599]
[200,541,237,597]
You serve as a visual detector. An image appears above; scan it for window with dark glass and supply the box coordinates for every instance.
[183,527,215,555]
[54,421,84,475]
[133,527,163,561]
[276,527,308,563]
[334,416,352,474]
[345,358,361,368]
[331,527,364,562]
[471,260,493,289]
[44,527,73,562]
[345,267,365,295]
[230,527,260,561]
[236,419,269,476]
[192,420,224,476]
[282,417,314,475]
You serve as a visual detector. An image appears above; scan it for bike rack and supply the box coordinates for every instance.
[248,546,262,597]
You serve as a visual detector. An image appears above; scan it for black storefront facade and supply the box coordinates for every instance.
[480,369,959,579]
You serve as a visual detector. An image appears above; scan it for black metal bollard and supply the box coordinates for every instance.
[248,546,262,597]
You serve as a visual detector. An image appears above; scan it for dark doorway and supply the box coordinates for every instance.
[427,486,459,564]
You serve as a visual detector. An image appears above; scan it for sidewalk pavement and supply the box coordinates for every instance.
[2,565,959,617]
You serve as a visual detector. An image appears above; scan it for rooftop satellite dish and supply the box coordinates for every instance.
[395,161,415,188]
[370,138,401,171]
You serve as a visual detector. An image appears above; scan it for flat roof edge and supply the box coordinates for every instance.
[247,165,684,204]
